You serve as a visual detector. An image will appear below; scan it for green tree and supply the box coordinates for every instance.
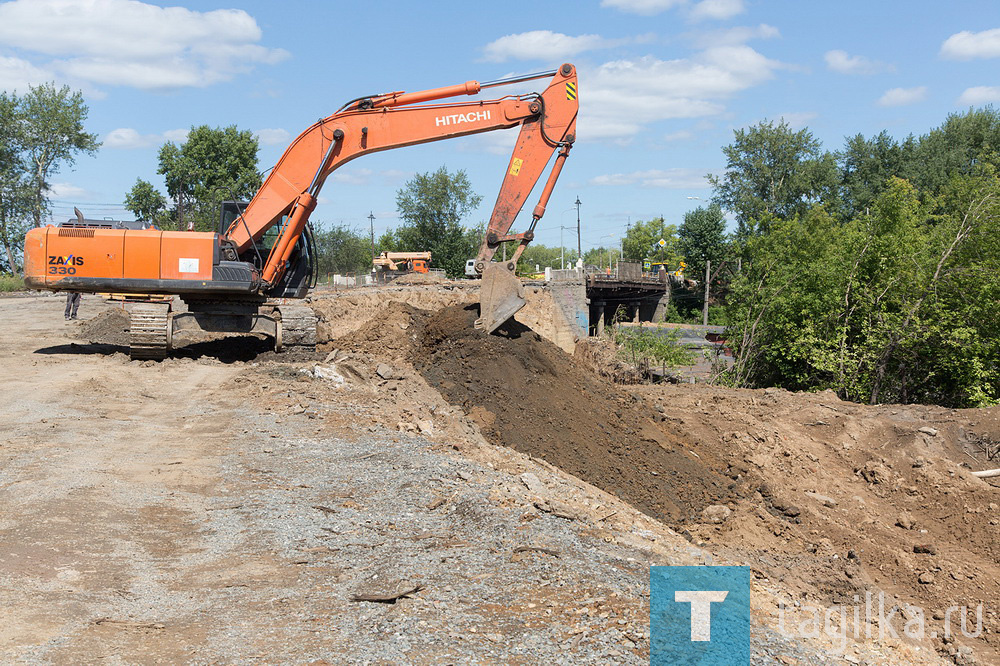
[157,125,261,231]
[583,245,620,270]
[123,178,168,225]
[18,83,100,228]
[725,174,1000,407]
[677,204,728,282]
[394,166,482,278]
[709,119,839,238]
[839,130,909,219]
[313,223,371,276]
[621,217,680,266]
[0,92,30,273]
[908,107,1000,196]
[518,243,577,273]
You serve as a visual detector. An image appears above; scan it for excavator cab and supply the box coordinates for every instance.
[219,200,316,298]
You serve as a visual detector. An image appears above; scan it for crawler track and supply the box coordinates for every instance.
[129,302,171,360]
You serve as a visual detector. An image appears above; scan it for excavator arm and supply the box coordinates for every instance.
[226,64,578,331]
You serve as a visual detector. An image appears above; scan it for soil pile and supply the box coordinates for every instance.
[391,272,448,286]
[412,304,734,524]
[78,308,130,346]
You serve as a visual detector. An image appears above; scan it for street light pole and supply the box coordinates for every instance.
[560,225,565,269]
[368,211,375,262]
[574,196,582,262]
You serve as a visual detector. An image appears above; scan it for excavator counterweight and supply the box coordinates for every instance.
[24,65,579,357]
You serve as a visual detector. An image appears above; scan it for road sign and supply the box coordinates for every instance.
[657,238,667,248]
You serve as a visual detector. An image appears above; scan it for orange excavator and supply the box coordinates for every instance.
[24,64,579,359]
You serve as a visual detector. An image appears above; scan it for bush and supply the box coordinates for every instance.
[0,275,24,292]
[609,324,697,368]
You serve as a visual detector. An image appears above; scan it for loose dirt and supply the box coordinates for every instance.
[414,304,733,524]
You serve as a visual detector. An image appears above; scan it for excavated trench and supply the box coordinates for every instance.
[335,302,734,524]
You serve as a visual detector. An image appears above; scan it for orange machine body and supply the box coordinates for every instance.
[23,226,243,294]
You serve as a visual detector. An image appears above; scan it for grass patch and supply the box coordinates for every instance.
[0,274,24,292]
[609,324,697,368]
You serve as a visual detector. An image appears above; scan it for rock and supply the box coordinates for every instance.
[804,491,837,507]
[913,544,937,555]
[700,505,732,524]
[955,646,975,665]
[781,505,802,518]
[896,513,916,530]
[534,499,578,521]
[376,363,398,380]
[858,461,892,485]
[918,426,939,437]
[519,472,546,495]
[416,419,434,436]
[311,364,346,385]
[918,572,935,585]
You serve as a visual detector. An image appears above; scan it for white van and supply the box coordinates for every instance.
[465,259,480,278]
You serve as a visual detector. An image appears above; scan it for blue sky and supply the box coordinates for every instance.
[2,0,1000,254]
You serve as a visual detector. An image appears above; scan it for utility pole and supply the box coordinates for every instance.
[574,196,582,261]
[703,259,711,326]
[368,211,375,262]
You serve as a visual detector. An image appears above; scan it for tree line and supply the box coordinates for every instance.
[713,109,1000,407]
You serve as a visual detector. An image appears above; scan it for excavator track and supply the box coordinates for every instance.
[129,302,171,361]
[275,304,317,352]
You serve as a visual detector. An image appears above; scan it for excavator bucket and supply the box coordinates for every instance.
[475,262,526,333]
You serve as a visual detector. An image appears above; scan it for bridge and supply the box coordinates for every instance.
[543,263,697,337]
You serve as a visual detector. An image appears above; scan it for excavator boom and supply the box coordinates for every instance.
[223,64,577,329]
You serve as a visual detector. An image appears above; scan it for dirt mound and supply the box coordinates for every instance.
[78,308,130,346]
[309,287,475,341]
[643,383,1000,664]
[411,304,734,524]
[391,272,448,285]
[331,301,426,363]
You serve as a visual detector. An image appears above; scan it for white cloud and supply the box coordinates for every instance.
[957,86,1000,105]
[777,112,818,129]
[46,182,88,199]
[601,0,686,16]
[877,86,927,107]
[0,0,288,92]
[255,128,290,146]
[824,49,894,75]
[663,130,694,141]
[330,168,374,186]
[0,55,53,92]
[690,24,779,48]
[162,129,190,143]
[582,47,782,139]
[328,168,410,187]
[941,28,1000,60]
[589,168,711,189]
[689,0,745,21]
[104,127,189,149]
[482,31,610,63]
